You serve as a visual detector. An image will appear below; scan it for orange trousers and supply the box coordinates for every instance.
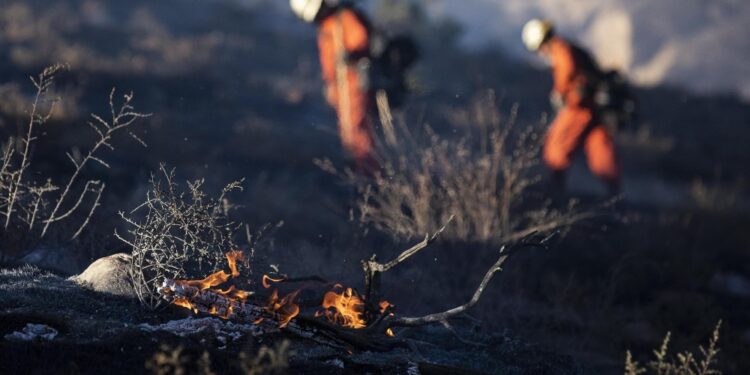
[324,74,374,165]
[543,106,620,185]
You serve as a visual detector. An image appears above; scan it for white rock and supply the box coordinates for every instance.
[70,253,135,298]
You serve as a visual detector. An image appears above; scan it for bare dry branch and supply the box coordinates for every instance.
[377,232,554,330]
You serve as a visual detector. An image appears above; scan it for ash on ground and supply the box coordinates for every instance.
[0,266,583,374]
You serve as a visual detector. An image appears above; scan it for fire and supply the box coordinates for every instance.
[173,297,198,314]
[317,285,396,335]
[316,285,367,328]
[379,300,393,314]
[178,251,245,290]
[167,251,301,328]
[257,274,300,328]
[263,289,301,328]
[262,274,284,289]
[215,285,252,302]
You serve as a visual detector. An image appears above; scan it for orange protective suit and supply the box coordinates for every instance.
[542,36,620,189]
[317,8,377,172]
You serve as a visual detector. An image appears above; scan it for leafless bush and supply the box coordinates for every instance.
[0,64,148,262]
[118,165,243,310]
[319,91,590,244]
[690,172,744,213]
[625,321,722,375]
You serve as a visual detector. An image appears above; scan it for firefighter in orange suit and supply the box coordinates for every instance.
[291,0,379,174]
[523,19,620,193]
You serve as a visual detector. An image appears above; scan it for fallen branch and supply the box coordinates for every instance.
[361,215,454,319]
[366,232,554,334]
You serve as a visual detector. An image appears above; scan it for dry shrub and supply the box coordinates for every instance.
[320,90,589,244]
[118,165,243,310]
[146,344,215,375]
[625,321,722,375]
[0,64,148,263]
[690,173,744,213]
[239,340,292,375]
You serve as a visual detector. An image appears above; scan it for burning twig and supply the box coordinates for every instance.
[160,277,397,352]
[159,229,554,354]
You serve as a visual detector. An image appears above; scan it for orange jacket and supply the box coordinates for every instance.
[317,7,370,104]
[316,7,375,166]
[548,36,591,107]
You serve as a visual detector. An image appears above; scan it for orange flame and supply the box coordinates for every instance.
[317,285,396,335]
[226,251,244,277]
[168,251,300,328]
[178,251,245,290]
[173,297,198,314]
[262,275,284,289]
[264,289,301,328]
[379,300,393,314]
[318,286,367,329]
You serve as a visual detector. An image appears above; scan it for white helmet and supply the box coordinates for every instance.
[290,0,324,23]
[522,19,554,52]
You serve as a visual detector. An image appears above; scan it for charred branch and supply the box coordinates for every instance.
[361,215,454,319]
[159,279,399,352]
[366,231,554,334]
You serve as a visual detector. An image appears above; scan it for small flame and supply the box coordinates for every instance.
[318,286,367,329]
[215,285,252,302]
[262,275,284,289]
[318,285,396,334]
[173,297,198,314]
[177,251,245,290]
[264,289,301,328]
[379,300,393,314]
[226,251,244,277]
[167,251,300,328]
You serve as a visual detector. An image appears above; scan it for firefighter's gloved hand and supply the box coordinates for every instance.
[549,92,564,111]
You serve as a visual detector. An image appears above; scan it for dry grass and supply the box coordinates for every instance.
[146,344,216,375]
[690,173,744,212]
[0,64,148,263]
[238,340,292,375]
[625,321,722,375]
[319,91,591,244]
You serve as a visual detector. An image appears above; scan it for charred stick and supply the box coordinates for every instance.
[159,279,398,352]
[362,215,454,319]
[384,252,509,328]
[371,232,553,331]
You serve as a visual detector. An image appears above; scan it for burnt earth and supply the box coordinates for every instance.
[0,266,583,375]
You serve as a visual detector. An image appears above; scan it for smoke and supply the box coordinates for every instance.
[424,0,750,99]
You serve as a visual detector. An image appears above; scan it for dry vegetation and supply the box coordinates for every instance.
[319,91,592,244]
[146,344,216,375]
[238,340,292,375]
[145,340,291,375]
[0,64,148,263]
[625,321,722,375]
[117,165,243,310]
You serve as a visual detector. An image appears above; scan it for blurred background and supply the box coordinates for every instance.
[0,0,748,373]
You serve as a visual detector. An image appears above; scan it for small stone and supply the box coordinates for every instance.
[70,253,136,298]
